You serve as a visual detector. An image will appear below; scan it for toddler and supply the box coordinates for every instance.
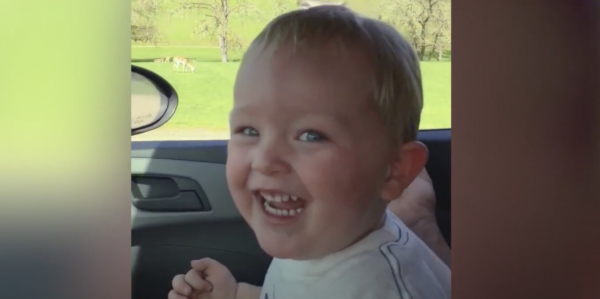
[169,5,450,299]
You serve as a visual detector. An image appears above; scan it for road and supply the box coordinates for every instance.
[131,128,230,141]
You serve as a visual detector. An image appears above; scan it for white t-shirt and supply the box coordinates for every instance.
[259,210,451,299]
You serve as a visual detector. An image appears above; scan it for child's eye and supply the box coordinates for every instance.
[299,130,326,142]
[237,127,259,136]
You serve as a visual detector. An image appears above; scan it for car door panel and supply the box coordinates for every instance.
[131,129,450,299]
[132,159,238,226]
[132,245,271,294]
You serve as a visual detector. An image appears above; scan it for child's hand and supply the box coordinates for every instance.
[169,258,238,299]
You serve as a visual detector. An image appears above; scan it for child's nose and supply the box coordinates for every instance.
[251,144,291,176]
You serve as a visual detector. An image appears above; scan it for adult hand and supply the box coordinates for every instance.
[388,168,451,267]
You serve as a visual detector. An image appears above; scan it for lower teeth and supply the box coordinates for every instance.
[264,201,303,217]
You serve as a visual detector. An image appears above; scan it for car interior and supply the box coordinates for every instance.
[130,65,451,299]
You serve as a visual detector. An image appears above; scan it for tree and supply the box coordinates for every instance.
[427,2,450,61]
[273,0,296,17]
[379,0,450,61]
[297,0,346,9]
[171,0,262,63]
[131,0,163,45]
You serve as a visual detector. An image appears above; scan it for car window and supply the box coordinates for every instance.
[131,0,451,141]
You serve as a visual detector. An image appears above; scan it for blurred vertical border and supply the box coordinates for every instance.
[452,0,600,298]
[0,1,130,299]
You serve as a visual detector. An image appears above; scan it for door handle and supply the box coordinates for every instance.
[131,175,211,212]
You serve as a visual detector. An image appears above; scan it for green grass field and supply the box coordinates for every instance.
[132,0,450,131]
[132,47,451,131]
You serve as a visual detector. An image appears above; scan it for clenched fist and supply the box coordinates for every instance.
[169,258,238,299]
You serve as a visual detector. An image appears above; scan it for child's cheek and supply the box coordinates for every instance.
[300,149,360,198]
[226,148,249,188]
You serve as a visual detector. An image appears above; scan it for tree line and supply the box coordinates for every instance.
[132,0,451,62]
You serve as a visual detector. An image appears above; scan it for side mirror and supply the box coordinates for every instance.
[131,65,179,136]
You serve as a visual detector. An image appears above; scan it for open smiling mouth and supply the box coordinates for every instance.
[256,192,307,218]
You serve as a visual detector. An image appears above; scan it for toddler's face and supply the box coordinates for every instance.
[226,44,392,259]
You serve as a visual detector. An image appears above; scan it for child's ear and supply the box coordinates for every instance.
[380,141,428,201]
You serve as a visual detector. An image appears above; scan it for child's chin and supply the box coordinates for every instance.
[255,234,305,259]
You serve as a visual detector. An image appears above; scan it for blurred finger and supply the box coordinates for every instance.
[168,289,189,299]
[171,274,191,296]
[185,269,213,292]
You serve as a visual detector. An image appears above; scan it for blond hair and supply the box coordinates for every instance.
[245,5,423,144]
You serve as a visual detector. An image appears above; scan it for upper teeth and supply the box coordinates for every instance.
[261,193,299,202]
